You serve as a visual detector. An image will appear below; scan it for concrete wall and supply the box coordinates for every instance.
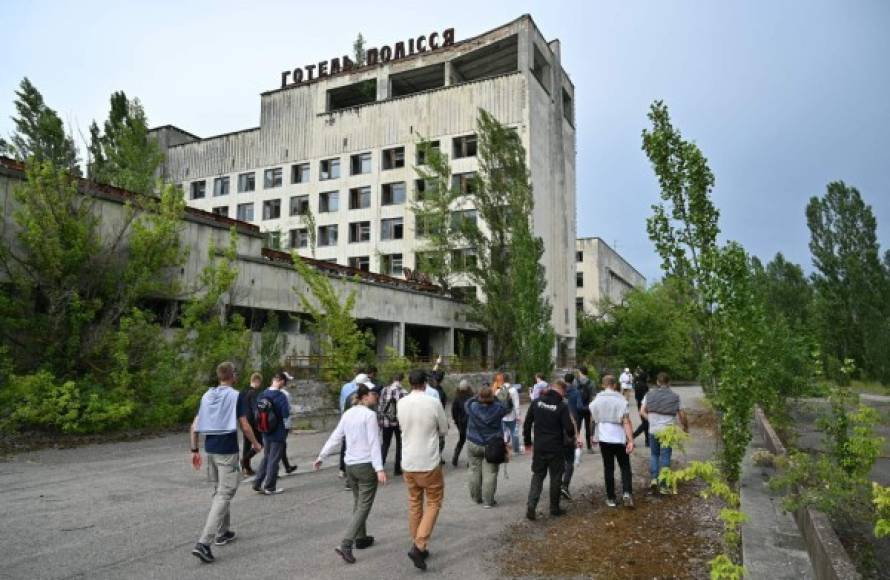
[576,237,646,316]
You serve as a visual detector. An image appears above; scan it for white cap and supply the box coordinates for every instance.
[353,373,373,387]
[624,368,630,373]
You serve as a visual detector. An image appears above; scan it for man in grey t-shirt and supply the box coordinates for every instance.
[640,372,688,494]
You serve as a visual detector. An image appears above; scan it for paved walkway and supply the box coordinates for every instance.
[0,387,707,580]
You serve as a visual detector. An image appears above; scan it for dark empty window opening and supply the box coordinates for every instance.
[381,182,406,206]
[348,256,370,272]
[532,44,552,93]
[453,135,477,159]
[451,172,478,195]
[382,147,405,170]
[348,221,371,243]
[349,187,371,210]
[350,152,372,175]
[451,34,518,83]
[562,88,574,126]
[327,79,377,111]
[390,63,446,98]
[291,163,310,184]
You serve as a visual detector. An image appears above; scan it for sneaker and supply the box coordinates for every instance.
[338,470,345,479]
[623,493,634,508]
[659,485,673,496]
[354,536,374,549]
[264,488,285,495]
[606,498,618,508]
[550,507,567,517]
[335,546,356,564]
[344,482,352,491]
[213,531,236,546]
[191,543,215,563]
[526,507,537,521]
[284,465,298,476]
[482,504,495,509]
[650,478,659,490]
[408,545,428,570]
[560,486,572,501]
[253,486,264,494]
[243,467,256,476]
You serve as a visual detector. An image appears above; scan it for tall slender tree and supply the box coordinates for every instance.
[4,78,79,172]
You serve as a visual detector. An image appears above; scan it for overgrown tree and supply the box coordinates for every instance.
[291,254,372,389]
[4,77,79,172]
[412,109,555,373]
[88,91,164,195]
[806,182,890,383]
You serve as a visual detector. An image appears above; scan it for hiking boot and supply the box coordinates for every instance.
[526,507,537,521]
[550,507,567,517]
[623,493,635,508]
[606,498,618,508]
[213,531,236,546]
[560,486,572,501]
[191,543,215,563]
[335,546,356,564]
[355,536,374,549]
[408,545,428,570]
[264,488,285,495]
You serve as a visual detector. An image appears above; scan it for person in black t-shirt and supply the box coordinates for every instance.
[240,373,262,476]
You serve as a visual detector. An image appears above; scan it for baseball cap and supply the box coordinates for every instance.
[274,370,294,382]
[353,373,373,387]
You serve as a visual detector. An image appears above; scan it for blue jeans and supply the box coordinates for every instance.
[649,433,673,480]
[502,420,521,453]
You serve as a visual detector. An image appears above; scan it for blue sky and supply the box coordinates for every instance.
[2,0,888,282]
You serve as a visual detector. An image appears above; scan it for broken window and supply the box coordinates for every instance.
[327,79,377,111]
[320,158,341,181]
[262,199,281,220]
[452,135,477,159]
[264,167,283,189]
[381,182,406,206]
[382,146,405,170]
[348,255,370,271]
[381,217,404,240]
[290,195,309,216]
[290,228,309,249]
[190,180,206,200]
[319,191,339,213]
[212,205,229,217]
[318,225,338,246]
[213,176,230,196]
[348,221,371,243]
[237,172,255,193]
[349,186,371,210]
[415,140,440,166]
[380,253,403,276]
[291,163,310,184]
[350,152,372,175]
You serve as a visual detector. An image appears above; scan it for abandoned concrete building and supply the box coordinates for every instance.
[575,237,646,317]
[151,14,578,362]
[0,157,484,370]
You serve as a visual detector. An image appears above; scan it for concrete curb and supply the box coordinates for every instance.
[753,406,861,580]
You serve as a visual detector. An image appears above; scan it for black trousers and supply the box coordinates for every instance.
[599,441,633,499]
[528,450,566,512]
[281,439,294,471]
[242,431,257,470]
[452,422,467,465]
[381,426,402,473]
[562,446,575,489]
[578,409,593,449]
[633,390,649,445]
[339,436,347,472]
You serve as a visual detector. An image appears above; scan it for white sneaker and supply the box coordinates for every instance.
[623,493,634,508]
[606,498,617,508]
[264,488,285,495]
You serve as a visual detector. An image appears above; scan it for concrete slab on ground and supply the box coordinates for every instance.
[741,429,815,579]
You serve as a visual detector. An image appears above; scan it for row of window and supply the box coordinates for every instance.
[208,173,478,220]
[228,210,478,248]
[188,135,479,200]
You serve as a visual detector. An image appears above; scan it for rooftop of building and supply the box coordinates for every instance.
[576,236,647,282]
[149,14,571,146]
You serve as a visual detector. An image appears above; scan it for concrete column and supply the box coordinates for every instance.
[397,321,405,356]
[376,69,390,101]
[446,327,455,356]
[517,22,533,73]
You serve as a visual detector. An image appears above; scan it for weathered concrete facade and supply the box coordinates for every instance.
[575,237,646,316]
[0,159,479,361]
[152,14,577,360]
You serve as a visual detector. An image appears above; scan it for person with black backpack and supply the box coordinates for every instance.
[240,372,263,476]
[523,379,576,520]
[465,385,509,508]
[251,371,292,495]
[575,367,595,454]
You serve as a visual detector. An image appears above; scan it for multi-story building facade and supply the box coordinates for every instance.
[152,15,577,358]
[575,237,646,316]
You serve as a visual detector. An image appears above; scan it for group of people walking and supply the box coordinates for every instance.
[188,360,688,570]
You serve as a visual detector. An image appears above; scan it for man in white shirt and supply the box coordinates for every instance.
[530,373,549,401]
[315,384,386,564]
[590,375,635,508]
[619,368,634,402]
[397,370,449,570]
